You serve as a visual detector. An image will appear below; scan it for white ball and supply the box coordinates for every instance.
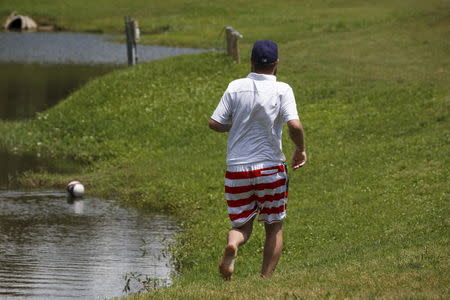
[67,181,85,197]
[72,183,85,197]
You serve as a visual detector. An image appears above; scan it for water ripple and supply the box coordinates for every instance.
[0,190,178,299]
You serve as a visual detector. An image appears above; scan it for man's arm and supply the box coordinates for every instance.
[287,119,307,170]
[209,119,232,132]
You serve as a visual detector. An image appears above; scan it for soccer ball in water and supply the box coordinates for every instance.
[66,181,85,197]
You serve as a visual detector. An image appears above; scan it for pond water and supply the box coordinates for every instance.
[0,190,178,299]
[0,62,117,120]
[0,150,83,189]
[0,32,203,65]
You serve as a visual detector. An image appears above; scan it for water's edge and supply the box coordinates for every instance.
[0,31,194,299]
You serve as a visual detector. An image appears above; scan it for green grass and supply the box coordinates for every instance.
[1,0,449,47]
[1,0,449,298]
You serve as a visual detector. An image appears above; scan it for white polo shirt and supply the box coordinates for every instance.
[211,72,299,166]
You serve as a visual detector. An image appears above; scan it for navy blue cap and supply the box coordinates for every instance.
[251,40,278,64]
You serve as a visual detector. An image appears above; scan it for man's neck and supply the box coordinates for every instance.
[254,71,274,75]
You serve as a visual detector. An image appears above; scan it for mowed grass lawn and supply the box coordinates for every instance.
[0,0,449,298]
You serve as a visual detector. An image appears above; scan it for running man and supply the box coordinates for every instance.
[209,40,307,280]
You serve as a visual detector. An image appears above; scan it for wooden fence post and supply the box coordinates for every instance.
[124,16,138,66]
[225,26,243,63]
[225,26,233,56]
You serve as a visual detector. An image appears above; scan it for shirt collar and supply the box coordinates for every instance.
[247,72,276,81]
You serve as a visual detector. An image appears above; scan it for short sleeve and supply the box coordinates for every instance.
[211,90,233,125]
[280,86,299,122]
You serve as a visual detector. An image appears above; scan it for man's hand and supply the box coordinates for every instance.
[292,148,307,170]
[287,119,306,170]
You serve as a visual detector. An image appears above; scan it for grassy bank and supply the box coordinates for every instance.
[1,0,449,298]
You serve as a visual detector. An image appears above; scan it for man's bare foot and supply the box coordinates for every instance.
[219,244,237,280]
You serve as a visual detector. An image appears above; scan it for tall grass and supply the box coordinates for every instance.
[0,0,448,298]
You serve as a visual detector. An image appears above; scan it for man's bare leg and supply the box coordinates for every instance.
[219,217,255,280]
[261,221,283,278]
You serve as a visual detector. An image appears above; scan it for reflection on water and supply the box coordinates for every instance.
[0,150,82,189]
[0,62,117,120]
[0,190,178,299]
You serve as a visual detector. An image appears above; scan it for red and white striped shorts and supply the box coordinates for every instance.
[225,162,288,228]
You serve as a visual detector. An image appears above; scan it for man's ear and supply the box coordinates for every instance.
[273,59,280,75]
